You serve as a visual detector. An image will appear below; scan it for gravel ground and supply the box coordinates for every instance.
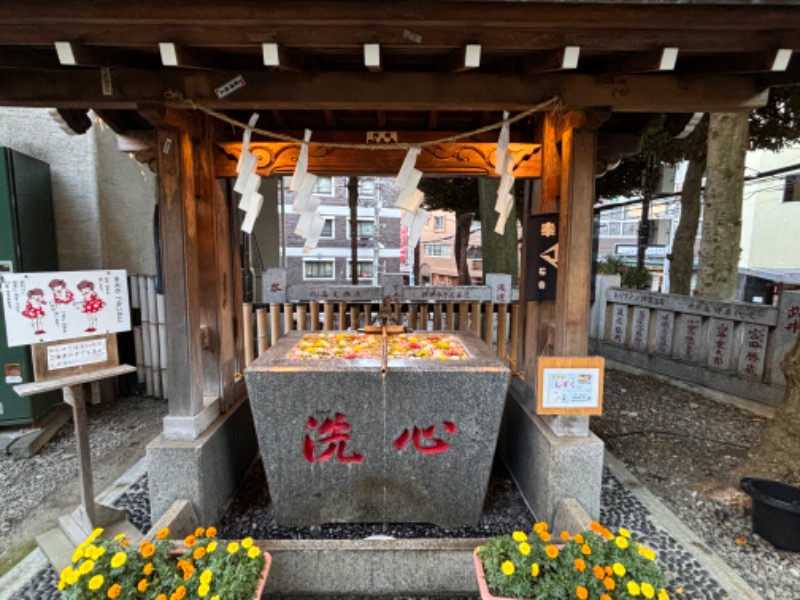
[4,368,800,599]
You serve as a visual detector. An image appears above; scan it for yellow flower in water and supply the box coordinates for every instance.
[79,560,94,575]
[627,581,641,596]
[531,563,540,577]
[501,560,515,576]
[137,578,148,593]
[242,537,253,549]
[545,545,559,559]
[658,588,669,600]
[107,583,122,598]
[248,546,261,559]
[198,583,211,597]
[612,562,626,577]
[518,542,531,556]
[207,541,218,553]
[615,536,629,549]
[619,528,631,538]
[641,582,655,598]
[227,541,240,554]
[88,574,104,590]
[200,570,213,585]
[156,528,170,539]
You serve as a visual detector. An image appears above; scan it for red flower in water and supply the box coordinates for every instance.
[408,342,421,350]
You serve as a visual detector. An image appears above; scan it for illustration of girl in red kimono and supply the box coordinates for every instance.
[48,278,74,307]
[21,288,47,334]
[77,280,106,332]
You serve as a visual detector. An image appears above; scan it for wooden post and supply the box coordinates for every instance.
[350,305,360,330]
[471,301,481,336]
[433,304,442,331]
[270,303,281,345]
[338,301,347,330]
[497,303,508,360]
[510,302,520,366]
[458,302,469,331]
[65,385,96,525]
[310,301,320,331]
[283,302,294,334]
[484,302,494,347]
[243,304,254,365]
[256,307,268,356]
[297,304,308,331]
[324,302,334,331]
[408,303,418,330]
[446,302,455,330]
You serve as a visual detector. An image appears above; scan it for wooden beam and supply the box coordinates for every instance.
[0,69,772,112]
[524,46,581,73]
[216,141,541,177]
[427,111,439,130]
[595,47,680,74]
[323,109,337,128]
[680,51,798,75]
[159,42,259,70]
[364,43,381,72]
[0,47,59,69]
[447,44,481,73]
[541,112,560,213]
[261,42,305,71]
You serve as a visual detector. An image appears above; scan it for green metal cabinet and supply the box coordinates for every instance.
[0,148,60,426]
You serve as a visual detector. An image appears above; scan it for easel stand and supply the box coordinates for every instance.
[14,365,138,548]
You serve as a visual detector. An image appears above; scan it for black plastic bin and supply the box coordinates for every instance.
[740,477,800,551]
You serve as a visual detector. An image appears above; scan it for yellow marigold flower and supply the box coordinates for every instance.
[501,560,515,576]
[581,544,591,555]
[58,580,66,591]
[89,528,103,541]
[604,577,616,591]
[627,581,641,596]
[83,545,96,559]
[573,533,585,545]
[79,560,95,575]
[545,545,559,559]
[205,526,217,538]
[193,546,206,560]
[641,582,655,598]
[88,574,104,590]
[613,562,626,577]
[66,569,79,585]
[248,546,261,559]
[227,541,240,554]
[200,570,213,585]
[107,583,121,598]
[512,531,527,542]
[619,528,631,538]
[518,542,531,556]
[198,583,210,597]
[560,531,571,541]
[110,552,126,569]
[574,558,586,572]
[576,586,588,600]
[143,562,154,576]
[658,589,669,600]
[71,547,84,563]
[92,547,106,560]
[114,533,126,541]
[207,541,218,553]
[195,527,205,537]
[242,537,253,549]
[184,534,197,547]
[138,578,148,592]
[156,528,170,540]
[59,565,73,581]
[211,597,220,600]
[539,531,551,542]
[533,522,548,534]
[642,547,656,561]
[140,541,155,558]
[531,563,540,577]
[593,565,605,579]
[615,536,629,549]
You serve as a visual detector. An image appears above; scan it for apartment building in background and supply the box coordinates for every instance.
[418,210,483,285]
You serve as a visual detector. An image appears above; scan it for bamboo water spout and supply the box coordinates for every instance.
[362,296,406,377]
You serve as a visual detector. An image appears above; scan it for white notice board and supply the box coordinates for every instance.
[536,356,605,416]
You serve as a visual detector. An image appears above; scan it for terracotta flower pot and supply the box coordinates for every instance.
[252,551,272,599]
[472,548,532,600]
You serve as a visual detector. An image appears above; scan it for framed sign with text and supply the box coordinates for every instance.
[536,356,605,415]
[524,213,559,302]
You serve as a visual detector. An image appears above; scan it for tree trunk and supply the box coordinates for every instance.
[668,152,706,295]
[454,211,474,285]
[695,112,748,301]
[348,176,359,285]
[478,178,518,285]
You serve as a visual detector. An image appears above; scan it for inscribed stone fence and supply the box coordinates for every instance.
[590,275,799,407]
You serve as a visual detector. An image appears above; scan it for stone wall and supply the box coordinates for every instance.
[591,275,800,407]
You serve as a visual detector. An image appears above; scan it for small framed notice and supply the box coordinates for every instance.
[536,356,605,415]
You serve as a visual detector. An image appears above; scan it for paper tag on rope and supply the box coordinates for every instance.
[495,111,510,175]
[394,168,423,208]
[396,188,424,213]
[303,214,327,249]
[408,208,429,248]
[290,129,313,192]
[394,147,421,188]
[495,154,515,212]
[233,151,258,193]
[238,174,262,211]
[236,113,259,172]
[291,174,319,212]
[401,208,415,228]
[494,194,514,234]
[240,193,264,234]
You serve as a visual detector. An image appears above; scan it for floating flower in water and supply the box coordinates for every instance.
[287,333,469,360]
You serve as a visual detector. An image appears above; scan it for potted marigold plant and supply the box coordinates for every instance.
[474,521,669,600]
[58,526,270,600]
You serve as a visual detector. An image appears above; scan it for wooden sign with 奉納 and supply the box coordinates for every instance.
[32,334,119,383]
[536,356,605,416]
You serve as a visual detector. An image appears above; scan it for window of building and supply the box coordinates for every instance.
[319,217,335,239]
[784,174,799,202]
[303,259,335,280]
[424,244,452,258]
[622,222,638,236]
[358,179,376,197]
[607,222,622,236]
[347,261,374,280]
[347,219,376,239]
[471,259,483,271]
[314,176,334,196]
[433,215,445,231]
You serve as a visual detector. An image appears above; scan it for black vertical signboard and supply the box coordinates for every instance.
[525,213,559,301]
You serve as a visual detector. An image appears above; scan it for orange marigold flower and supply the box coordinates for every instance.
[604,577,616,591]
[182,564,194,581]
[605,566,613,576]
[137,579,148,593]
[143,562,154,576]
[581,544,592,555]
[205,526,217,538]
[545,544,559,559]
[601,595,612,600]
[156,595,167,600]
[184,535,197,547]
[593,565,606,579]
[194,527,205,537]
[539,531,551,542]
[602,528,614,540]
[589,521,602,532]
[573,533,585,545]
[533,522,548,534]
[156,528,170,540]
[576,586,588,600]
[193,547,206,560]
[560,531,571,541]
[107,583,121,598]
[140,541,155,558]
[170,586,187,600]
[574,558,586,572]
